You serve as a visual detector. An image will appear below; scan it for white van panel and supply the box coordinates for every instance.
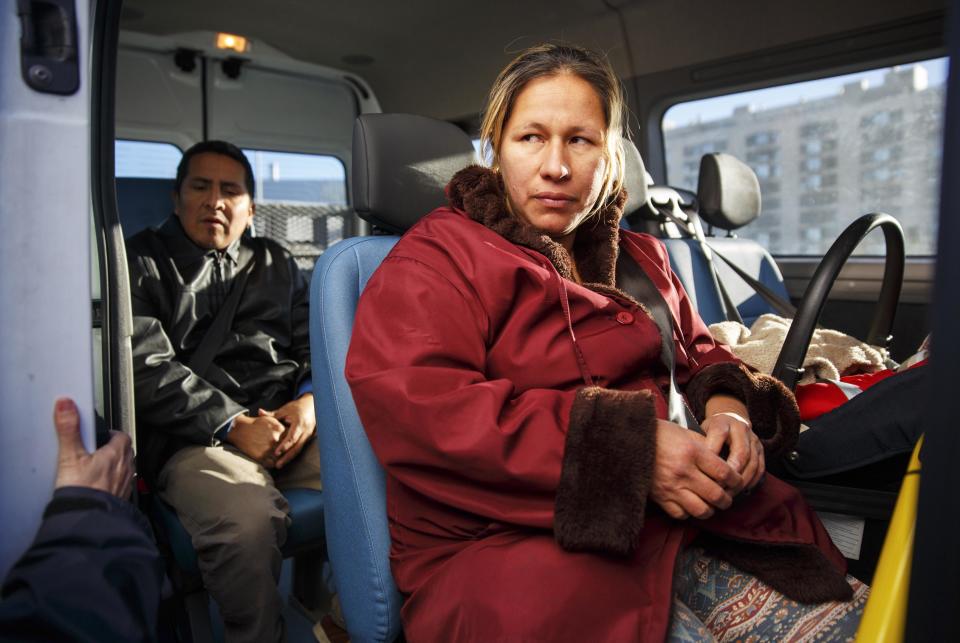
[115,46,202,150]
[116,30,377,165]
[209,64,355,161]
[0,1,95,578]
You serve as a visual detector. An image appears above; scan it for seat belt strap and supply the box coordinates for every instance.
[656,204,797,321]
[710,249,797,319]
[186,245,259,377]
[616,250,703,434]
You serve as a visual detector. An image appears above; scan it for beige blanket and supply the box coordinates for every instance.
[709,313,889,385]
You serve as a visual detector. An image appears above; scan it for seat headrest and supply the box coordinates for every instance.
[621,136,650,219]
[696,153,761,230]
[352,113,476,233]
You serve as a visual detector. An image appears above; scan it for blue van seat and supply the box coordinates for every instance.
[310,113,475,642]
[625,147,792,327]
[704,236,790,326]
[662,234,730,326]
[116,177,175,238]
[693,153,791,326]
[620,145,733,325]
[310,236,400,643]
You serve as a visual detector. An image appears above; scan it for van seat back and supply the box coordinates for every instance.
[310,113,475,642]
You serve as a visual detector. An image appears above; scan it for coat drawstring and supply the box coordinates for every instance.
[557,277,596,388]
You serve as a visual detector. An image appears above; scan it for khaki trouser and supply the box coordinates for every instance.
[158,438,322,643]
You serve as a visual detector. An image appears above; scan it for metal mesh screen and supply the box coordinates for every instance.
[253,202,356,272]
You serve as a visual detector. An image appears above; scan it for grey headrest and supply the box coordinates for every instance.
[696,153,761,230]
[352,113,476,233]
[621,136,650,219]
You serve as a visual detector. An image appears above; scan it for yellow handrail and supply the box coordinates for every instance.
[855,436,924,642]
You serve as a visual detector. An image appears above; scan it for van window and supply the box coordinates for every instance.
[242,149,349,271]
[115,142,351,270]
[662,57,946,256]
[116,140,181,178]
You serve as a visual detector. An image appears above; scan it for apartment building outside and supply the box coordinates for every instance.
[663,64,944,256]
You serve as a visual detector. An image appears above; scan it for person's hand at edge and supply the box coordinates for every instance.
[54,397,135,499]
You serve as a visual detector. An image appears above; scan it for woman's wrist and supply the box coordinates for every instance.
[704,393,749,420]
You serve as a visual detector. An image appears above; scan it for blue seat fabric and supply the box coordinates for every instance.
[116,177,176,238]
[663,237,791,327]
[310,236,402,643]
[707,237,791,327]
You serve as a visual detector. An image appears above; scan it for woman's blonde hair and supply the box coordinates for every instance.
[479,43,627,214]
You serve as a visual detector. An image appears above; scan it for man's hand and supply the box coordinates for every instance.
[226,414,287,468]
[54,397,135,499]
[702,394,765,492]
[263,394,316,469]
[650,419,743,520]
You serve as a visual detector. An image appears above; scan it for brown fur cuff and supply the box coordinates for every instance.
[555,387,657,556]
[700,534,854,603]
[686,362,799,459]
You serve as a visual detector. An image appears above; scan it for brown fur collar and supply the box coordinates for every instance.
[447,165,627,290]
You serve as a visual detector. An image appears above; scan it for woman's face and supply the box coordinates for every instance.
[498,73,607,245]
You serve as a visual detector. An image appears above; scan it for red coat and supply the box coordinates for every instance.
[346,167,851,642]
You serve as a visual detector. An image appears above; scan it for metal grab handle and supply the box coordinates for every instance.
[772,213,905,390]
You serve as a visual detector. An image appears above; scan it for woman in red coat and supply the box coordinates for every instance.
[346,44,867,641]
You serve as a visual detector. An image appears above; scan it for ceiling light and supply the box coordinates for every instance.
[216,33,249,53]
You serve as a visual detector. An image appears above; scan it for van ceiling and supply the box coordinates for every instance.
[120,0,946,122]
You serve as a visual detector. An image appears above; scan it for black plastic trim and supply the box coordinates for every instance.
[790,480,897,520]
[90,0,134,447]
[772,214,904,389]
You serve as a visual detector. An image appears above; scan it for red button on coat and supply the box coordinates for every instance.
[616,311,635,325]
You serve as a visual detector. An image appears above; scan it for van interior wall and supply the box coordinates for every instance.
[114,34,361,162]
[118,0,946,125]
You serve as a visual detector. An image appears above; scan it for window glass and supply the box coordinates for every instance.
[242,149,350,271]
[115,140,181,178]
[662,58,946,255]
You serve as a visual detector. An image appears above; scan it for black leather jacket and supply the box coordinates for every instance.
[126,216,311,481]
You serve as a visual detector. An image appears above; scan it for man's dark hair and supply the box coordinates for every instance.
[174,140,256,199]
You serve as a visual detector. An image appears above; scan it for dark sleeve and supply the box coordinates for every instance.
[286,252,311,390]
[128,251,246,444]
[0,488,163,643]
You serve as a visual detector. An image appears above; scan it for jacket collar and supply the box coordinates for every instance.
[446,165,627,290]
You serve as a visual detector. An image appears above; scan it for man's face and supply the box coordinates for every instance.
[174,152,255,250]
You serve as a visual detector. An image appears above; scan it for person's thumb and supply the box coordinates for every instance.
[54,397,88,460]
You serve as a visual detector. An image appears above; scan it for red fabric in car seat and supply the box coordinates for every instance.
[795,359,928,421]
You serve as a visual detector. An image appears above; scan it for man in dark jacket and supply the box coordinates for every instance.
[126,140,319,643]
[0,398,163,642]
